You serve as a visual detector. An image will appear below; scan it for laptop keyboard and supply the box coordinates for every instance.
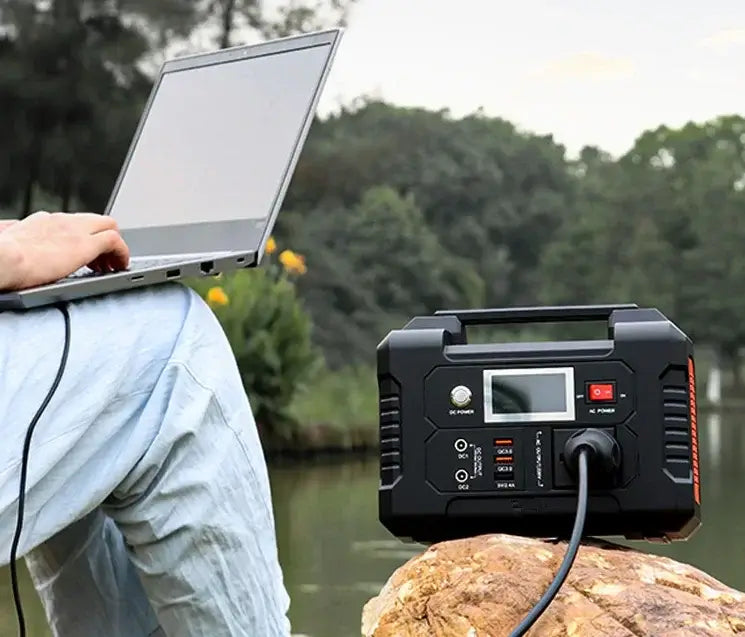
[66,256,186,279]
[129,256,188,270]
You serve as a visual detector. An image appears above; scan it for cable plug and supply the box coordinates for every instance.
[563,428,621,487]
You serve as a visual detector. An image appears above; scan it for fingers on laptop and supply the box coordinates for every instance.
[89,229,130,272]
[23,211,129,272]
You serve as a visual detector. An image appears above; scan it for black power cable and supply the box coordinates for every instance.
[509,429,620,636]
[509,448,590,637]
[8,303,71,637]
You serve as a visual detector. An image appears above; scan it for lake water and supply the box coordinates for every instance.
[1,410,743,636]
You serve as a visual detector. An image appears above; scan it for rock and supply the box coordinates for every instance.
[361,534,745,636]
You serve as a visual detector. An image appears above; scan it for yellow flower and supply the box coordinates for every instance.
[265,236,277,255]
[279,249,307,275]
[206,286,229,306]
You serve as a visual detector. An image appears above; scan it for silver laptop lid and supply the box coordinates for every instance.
[106,29,342,259]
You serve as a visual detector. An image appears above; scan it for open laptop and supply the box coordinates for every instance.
[0,29,342,311]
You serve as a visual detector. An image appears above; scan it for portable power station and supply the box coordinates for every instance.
[377,304,701,544]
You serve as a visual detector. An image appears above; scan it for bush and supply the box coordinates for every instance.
[289,364,379,451]
[189,245,318,444]
[291,364,377,426]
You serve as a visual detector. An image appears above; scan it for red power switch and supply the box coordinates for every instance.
[588,383,615,402]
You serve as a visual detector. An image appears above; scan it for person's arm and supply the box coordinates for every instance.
[0,211,129,292]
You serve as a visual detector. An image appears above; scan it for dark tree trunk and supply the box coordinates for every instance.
[21,144,40,218]
[731,349,742,390]
[60,174,73,212]
[220,0,237,49]
[21,174,34,218]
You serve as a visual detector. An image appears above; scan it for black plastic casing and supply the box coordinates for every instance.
[376,305,701,544]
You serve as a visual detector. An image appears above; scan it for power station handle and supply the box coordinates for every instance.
[433,304,638,326]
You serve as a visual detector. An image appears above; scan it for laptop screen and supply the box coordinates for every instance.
[108,40,332,232]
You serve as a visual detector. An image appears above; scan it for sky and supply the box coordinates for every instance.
[315,0,744,157]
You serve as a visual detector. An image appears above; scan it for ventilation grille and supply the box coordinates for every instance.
[660,367,691,480]
[379,377,401,486]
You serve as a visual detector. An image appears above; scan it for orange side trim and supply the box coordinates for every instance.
[688,357,700,505]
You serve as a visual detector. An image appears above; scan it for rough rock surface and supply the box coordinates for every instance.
[361,534,745,636]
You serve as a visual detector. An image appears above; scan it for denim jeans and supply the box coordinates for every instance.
[0,284,291,636]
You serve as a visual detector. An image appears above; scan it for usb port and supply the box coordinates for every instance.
[495,456,513,463]
[494,438,513,446]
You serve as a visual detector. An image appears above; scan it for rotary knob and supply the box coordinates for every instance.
[450,385,472,408]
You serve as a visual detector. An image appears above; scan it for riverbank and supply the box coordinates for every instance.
[262,365,378,456]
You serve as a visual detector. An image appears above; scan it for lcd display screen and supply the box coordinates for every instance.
[491,373,566,413]
[483,367,575,423]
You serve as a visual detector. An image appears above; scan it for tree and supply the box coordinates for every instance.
[622,117,745,364]
[0,0,197,215]
[540,116,745,379]
[199,0,358,49]
[672,120,745,381]
[282,186,485,366]
[282,101,574,308]
[0,0,355,216]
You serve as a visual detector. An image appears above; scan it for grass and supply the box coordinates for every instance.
[285,365,379,453]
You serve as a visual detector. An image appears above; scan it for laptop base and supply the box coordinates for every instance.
[0,251,254,311]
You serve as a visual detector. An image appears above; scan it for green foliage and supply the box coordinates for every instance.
[289,365,378,448]
[283,185,485,365]
[0,0,353,215]
[282,101,573,307]
[189,270,318,442]
[0,0,184,214]
[198,0,357,47]
[540,115,745,354]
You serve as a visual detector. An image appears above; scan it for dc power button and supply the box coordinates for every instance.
[450,385,472,408]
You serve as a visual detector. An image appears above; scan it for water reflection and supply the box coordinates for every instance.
[707,412,722,464]
[2,413,745,637]
[623,411,744,588]
[270,458,424,637]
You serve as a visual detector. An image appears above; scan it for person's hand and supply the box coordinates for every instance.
[0,211,130,291]
[0,220,17,233]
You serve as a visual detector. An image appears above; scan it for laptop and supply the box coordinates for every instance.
[0,29,342,311]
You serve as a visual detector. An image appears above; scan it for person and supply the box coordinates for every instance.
[0,212,291,636]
